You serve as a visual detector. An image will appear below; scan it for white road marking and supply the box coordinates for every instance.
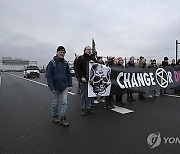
[111,105,134,114]
[164,94,180,98]
[68,91,76,95]
[0,75,1,86]
[8,73,76,95]
[10,73,48,86]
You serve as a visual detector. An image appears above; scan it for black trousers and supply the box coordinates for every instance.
[105,95,113,107]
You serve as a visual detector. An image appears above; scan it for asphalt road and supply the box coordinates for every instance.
[0,72,180,154]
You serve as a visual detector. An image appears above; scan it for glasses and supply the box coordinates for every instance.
[59,51,66,54]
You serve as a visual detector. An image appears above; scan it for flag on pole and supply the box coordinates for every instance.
[92,38,97,59]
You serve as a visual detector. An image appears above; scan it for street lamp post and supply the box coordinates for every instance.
[176,40,180,64]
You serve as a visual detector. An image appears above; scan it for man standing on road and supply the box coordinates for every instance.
[76,46,96,116]
[126,56,136,101]
[47,46,72,126]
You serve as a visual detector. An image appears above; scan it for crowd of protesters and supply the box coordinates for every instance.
[46,45,180,126]
[73,46,180,115]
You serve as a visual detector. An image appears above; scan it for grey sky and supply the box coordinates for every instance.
[0,0,180,66]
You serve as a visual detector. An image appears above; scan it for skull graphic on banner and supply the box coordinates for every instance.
[89,64,111,95]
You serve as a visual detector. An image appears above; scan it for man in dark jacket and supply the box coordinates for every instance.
[160,57,169,95]
[73,54,80,94]
[148,59,159,98]
[115,56,125,107]
[170,59,176,67]
[137,56,147,100]
[73,54,79,79]
[104,56,116,109]
[162,57,169,67]
[47,46,72,126]
[177,59,180,66]
[76,46,96,116]
[125,56,136,101]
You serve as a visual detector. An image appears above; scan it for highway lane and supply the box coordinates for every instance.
[0,72,180,154]
[8,72,79,95]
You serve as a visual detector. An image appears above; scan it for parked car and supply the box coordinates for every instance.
[24,65,40,78]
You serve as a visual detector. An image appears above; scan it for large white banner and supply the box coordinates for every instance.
[88,63,111,97]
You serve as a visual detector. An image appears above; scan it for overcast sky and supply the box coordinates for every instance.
[0,0,180,66]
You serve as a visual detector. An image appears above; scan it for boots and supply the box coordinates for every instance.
[53,116,61,123]
[139,95,146,100]
[60,116,69,126]
[116,102,125,107]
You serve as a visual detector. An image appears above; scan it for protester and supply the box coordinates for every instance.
[171,59,176,67]
[174,59,180,94]
[73,54,80,94]
[160,56,169,95]
[162,56,169,67]
[97,56,105,65]
[148,59,159,98]
[47,46,72,126]
[105,56,115,66]
[177,59,180,66]
[126,56,136,101]
[76,46,96,116]
[138,56,147,100]
[105,56,116,109]
[148,59,158,68]
[115,56,125,107]
[73,54,79,79]
[149,59,153,64]
[138,56,146,68]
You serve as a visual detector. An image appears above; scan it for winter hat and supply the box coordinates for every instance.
[164,57,168,61]
[57,46,66,52]
[139,56,144,60]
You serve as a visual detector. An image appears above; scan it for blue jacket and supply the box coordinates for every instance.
[47,56,72,91]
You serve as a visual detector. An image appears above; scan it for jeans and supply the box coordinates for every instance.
[79,82,91,110]
[52,88,68,117]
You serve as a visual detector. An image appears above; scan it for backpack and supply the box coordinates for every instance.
[45,59,68,78]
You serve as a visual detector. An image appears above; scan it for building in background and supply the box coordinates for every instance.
[0,57,37,71]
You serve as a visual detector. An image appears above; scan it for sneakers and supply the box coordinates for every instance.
[154,94,159,97]
[53,116,61,123]
[127,97,136,102]
[81,109,95,115]
[87,109,96,114]
[148,95,153,98]
[110,105,115,109]
[100,99,105,103]
[164,91,168,94]
[60,117,69,126]
[119,102,125,107]
[94,100,99,104]
[53,116,69,126]
[139,95,146,100]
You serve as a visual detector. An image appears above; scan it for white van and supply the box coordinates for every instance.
[24,65,40,78]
